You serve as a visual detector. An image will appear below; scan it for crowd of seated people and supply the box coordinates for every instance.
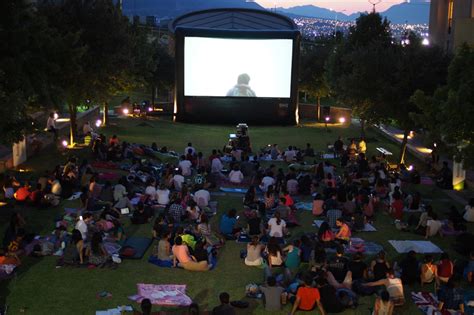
[2,131,474,314]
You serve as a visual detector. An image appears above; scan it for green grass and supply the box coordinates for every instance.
[1,117,473,314]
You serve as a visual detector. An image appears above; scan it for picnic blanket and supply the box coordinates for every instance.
[96,306,133,315]
[347,238,383,255]
[389,240,443,254]
[120,237,153,259]
[128,284,192,307]
[67,192,82,201]
[219,187,248,194]
[98,172,120,181]
[411,291,466,315]
[91,161,118,169]
[295,202,313,211]
[312,220,377,232]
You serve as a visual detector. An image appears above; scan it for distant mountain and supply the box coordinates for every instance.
[275,5,351,21]
[380,2,430,24]
[276,1,430,24]
[122,0,263,19]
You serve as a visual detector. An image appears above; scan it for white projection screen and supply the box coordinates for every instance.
[184,37,293,98]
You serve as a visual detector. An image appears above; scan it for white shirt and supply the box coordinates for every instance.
[426,219,442,237]
[185,146,196,155]
[46,117,56,130]
[75,220,88,240]
[211,157,223,173]
[464,205,474,222]
[260,176,275,192]
[267,218,286,237]
[144,185,157,200]
[194,189,210,207]
[173,174,185,190]
[284,150,296,162]
[51,180,62,196]
[179,160,192,176]
[229,170,244,184]
[156,189,170,205]
[113,184,127,202]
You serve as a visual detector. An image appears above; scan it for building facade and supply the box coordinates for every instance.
[429,0,474,52]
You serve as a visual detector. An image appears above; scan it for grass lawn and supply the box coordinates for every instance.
[1,117,473,315]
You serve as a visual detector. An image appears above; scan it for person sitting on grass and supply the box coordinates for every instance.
[420,254,438,291]
[228,165,244,184]
[260,276,285,311]
[172,236,211,271]
[363,269,405,306]
[317,221,335,247]
[425,213,442,239]
[212,292,235,315]
[62,229,84,265]
[267,212,286,240]
[464,251,474,283]
[149,230,173,267]
[245,236,264,267]
[335,218,351,244]
[437,278,465,314]
[290,273,326,315]
[372,290,394,315]
[131,202,152,225]
[86,232,110,267]
[370,250,390,281]
[219,209,240,240]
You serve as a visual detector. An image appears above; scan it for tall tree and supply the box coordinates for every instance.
[0,0,75,144]
[326,12,393,137]
[299,39,333,120]
[388,34,449,164]
[39,0,134,143]
[435,44,474,167]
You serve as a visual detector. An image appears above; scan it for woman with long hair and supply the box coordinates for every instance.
[86,232,109,266]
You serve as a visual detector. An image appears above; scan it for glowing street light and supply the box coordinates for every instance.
[148,107,153,112]
[325,116,330,132]
[338,117,346,124]
[422,38,430,46]
[61,140,68,148]
[123,108,129,115]
[95,119,102,128]
[53,112,59,120]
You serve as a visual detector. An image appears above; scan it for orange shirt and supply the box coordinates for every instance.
[296,286,320,311]
[337,223,351,240]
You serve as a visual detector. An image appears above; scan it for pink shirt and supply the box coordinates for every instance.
[312,200,324,216]
[172,245,192,263]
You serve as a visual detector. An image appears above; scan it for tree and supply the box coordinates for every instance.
[299,39,333,120]
[388,33,449,164]
[326,13,393,137]
[0,0,73,144]
[435,44,474,167]
[39,0,134,143]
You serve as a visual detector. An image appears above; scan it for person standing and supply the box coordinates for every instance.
[46,112,58,140]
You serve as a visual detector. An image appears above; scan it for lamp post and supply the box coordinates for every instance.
[325,116,330,132]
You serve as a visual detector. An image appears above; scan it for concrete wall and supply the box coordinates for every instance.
[0,106,100,171]
[430,0,474,51]
[454,18,474,49]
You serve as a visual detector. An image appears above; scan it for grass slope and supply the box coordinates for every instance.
[1,118,471,314]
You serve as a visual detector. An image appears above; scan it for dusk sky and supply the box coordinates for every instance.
[254,0,407,14]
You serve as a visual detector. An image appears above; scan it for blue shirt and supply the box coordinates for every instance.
[219,214,236,235]
[464,260,474,279]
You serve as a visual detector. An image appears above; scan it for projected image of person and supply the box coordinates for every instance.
[226,73,256,97]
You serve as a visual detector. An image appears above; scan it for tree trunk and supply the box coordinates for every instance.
[399,128,410,165]
[68,103,77,146]
[103,102,109,127]
[151,85,156,107]
[360,119,366,139]
[317,96,321,121]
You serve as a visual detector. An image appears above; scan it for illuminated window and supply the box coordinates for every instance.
[448,0,454,33]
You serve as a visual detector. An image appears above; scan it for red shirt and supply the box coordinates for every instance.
[14,187,31,201]
[391,199,404,220]
[296,286,320,311]
[438,259,453,278]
